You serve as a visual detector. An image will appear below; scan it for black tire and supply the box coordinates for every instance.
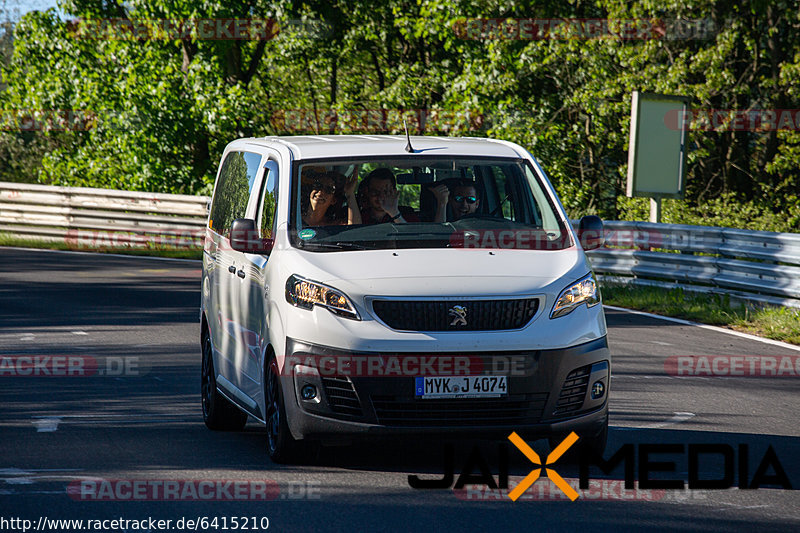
[201,331,249,431]
[265,357,301,463]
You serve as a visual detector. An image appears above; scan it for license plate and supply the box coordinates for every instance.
[415,376,508,399]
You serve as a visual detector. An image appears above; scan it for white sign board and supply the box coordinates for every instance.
[626,92,688,199]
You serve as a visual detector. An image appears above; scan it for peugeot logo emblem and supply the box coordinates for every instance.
[448,305,467,327]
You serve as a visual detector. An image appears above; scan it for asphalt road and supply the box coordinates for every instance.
[0,247,798,532]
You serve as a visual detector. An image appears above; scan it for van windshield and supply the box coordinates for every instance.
[288,157,572,251]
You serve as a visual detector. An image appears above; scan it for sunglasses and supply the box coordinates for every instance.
[453,195,477,204]
[312,181,336,194]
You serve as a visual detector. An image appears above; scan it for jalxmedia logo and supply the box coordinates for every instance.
[507,431,579,501]
[408,433,793,500]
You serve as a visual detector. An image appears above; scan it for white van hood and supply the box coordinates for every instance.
[287,247,587,298]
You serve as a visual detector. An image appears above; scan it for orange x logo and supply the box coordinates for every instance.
[507,431,580,501]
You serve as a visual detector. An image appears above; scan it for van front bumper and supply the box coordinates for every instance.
[280,337,610,441]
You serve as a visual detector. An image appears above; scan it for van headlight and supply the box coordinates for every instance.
[551,273,600,318]
[285,275,361,320]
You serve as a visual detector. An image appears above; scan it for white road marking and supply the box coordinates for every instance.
[612,374,672,379]
[604,305,800,352]
[3,477,34,485]
[0,468,82,474]
[614,412,696,430]
[71,331,88,335]
[0,467,84,487]
[0,490,65,495]
[712,502,772,511]
[648,411,696,428]
[32,417,62,432]
[18,414,195,426]
[0,468,29,475]
[612,374,715,381]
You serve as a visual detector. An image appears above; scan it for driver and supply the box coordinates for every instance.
[358,168,419,224]
[447,180,480,221]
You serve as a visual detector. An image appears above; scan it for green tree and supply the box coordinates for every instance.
[0,0,797,230]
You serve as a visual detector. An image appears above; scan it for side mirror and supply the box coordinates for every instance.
[230,218,274,254]
[578,215,604,251]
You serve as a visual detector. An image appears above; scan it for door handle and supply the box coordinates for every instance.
[228,265,236,273]
[237,270,246,279]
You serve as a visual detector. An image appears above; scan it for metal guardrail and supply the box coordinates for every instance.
[1,182,798,307]
[0,181,210,248]
[588,221,800,308]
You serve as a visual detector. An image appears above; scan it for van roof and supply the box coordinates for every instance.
[236,135,527,160]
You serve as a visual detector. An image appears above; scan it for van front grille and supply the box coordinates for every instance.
[371,298,538,331]
[321,376,364,418]
[552,365,591,415]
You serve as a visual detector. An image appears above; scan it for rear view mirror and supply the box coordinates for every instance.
[578,216,604,251]
[230,218,274,254]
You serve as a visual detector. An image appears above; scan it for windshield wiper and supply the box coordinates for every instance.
[382,231,453,238]
[297,241,374,251]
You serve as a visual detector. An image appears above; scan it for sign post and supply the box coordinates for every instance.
[626,92,689,223]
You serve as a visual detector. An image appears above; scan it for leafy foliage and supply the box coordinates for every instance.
[0,0,798,231]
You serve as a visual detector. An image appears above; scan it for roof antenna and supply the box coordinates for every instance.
[403,119,415,153]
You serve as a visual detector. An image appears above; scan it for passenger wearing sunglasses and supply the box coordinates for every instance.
[447,181,480,221]
[301,171,361,226]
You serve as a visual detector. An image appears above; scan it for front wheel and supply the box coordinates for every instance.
[265,357,300,463]
[201,331,248,431]
[265,357,318,463]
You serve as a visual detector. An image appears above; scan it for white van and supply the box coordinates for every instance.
[200,135,609,462]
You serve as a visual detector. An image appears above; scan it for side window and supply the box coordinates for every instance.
[525,165,558,232]
[259,160,279,238]
[208,151,262,234]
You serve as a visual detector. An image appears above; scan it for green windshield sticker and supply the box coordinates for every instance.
[298,228,316,240]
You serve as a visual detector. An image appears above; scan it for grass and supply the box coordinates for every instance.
[600,283,800,346]
[0,234,202,260]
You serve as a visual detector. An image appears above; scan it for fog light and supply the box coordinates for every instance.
[591,381,605,399]
[300,384,317,400]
